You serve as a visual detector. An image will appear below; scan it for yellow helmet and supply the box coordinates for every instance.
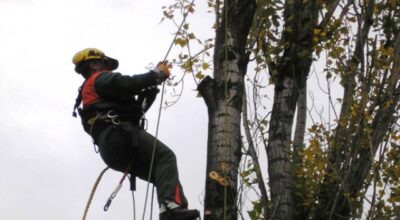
[72,48,118,73]
[72,48,105,65]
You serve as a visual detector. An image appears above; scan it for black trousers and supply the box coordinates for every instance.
[92,121,188,207]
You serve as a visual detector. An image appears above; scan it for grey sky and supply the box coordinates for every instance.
[0,0,211,219]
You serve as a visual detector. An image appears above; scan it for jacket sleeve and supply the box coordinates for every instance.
[94,71,159,97]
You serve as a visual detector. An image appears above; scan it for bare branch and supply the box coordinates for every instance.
[242,85,270,220]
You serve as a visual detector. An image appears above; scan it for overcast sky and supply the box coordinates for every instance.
[0,0,213,219]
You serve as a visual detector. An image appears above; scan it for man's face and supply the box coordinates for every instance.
[89,60,104,71]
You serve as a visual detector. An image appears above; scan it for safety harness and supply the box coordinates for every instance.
[72,71,158,132]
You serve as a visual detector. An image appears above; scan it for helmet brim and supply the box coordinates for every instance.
[74,56,119,74]
[104,56,118,71]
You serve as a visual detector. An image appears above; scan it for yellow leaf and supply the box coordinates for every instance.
[384,99,393,109]
[387,47,394,56]
[351,110,357,117]
[202,63,210,70]
[188,6,195,13]
[285,26,293,33]
[348,17,357,22]
[313,28,321,35]
[338,118,347,127]
[175,38,187,47]
[180,60,193,72]
[195,71,205,80]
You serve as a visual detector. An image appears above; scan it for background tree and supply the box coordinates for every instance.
[163,0,400,219]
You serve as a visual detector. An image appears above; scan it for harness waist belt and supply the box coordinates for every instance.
[87,111,120,126]
[86,110,140,126]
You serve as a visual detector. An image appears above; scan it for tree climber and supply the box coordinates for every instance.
[71,48,200,220]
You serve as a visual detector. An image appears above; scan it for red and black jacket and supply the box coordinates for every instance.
[73,70,160,133]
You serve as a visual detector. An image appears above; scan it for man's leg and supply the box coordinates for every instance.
[96,124,137,172]
[134,130,199,220]
[95,123,199,219]
[133,129,187,206]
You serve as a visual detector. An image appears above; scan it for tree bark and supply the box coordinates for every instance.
[266,1,318,219]
[267,76,299,220]
[198,1,256,219]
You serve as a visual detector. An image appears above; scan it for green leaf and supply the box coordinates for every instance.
[183,23,189,30]
[188,33,196,40]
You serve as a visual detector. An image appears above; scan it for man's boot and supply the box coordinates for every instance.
[159,207,200,220]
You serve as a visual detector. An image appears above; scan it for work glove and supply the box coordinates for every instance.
[154,61,171,84]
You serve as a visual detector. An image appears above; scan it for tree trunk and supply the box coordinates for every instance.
[266,1,318,219]
[198,1,256,219]
[267,76,299,219]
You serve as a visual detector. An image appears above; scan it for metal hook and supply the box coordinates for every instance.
[103,183,123,212]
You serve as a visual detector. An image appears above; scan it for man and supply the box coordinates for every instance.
[71,48,200,220]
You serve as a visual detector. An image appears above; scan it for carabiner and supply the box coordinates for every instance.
[104,183,123,211]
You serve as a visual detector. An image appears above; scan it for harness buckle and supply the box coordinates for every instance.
[87,110,121,126]
[107,110,120,125]
[106,110,118,119]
